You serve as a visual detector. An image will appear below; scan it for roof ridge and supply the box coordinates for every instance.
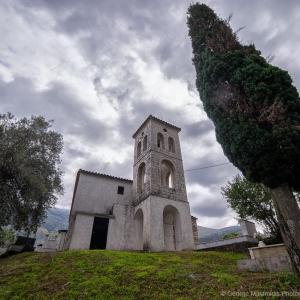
[79,169,133,182]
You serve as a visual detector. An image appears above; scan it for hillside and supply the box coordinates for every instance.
[0,250,298,299]
[197,226,243,243]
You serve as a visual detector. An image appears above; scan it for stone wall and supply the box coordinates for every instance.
[238,257,291,272]
[132,117,188,205]
[249,244,288,259]
[191,216,198,244]
[196,236,259,256]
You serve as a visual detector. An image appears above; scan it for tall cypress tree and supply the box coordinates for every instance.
[187,3,300,276]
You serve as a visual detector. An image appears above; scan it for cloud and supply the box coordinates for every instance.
[1,0,300,229]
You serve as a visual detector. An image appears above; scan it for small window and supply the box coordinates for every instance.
[143,135,147,151]
[137,142,141,157]
[117,186,124,195]
[163,128,167,132]
[168,137,175,153]
[157,133,165,149]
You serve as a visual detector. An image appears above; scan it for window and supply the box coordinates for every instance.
[137,142,141,157]
[137,163,146,192]
[168,137,175,153]
[161,160,174,188]
[117,186,124,195]
[143,135,147,151]
[157,133,165,149]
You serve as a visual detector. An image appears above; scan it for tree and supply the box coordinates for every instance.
[0,227,16,247]
[221,174,282,242]
[187,3,300,275]
[0,113,64,236]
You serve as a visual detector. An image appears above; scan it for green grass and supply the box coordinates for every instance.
[0,250,299,299]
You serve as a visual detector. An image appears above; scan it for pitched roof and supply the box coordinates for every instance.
[132,115,181,138]
[79,169,133,182]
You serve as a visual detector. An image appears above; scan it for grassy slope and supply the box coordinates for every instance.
[0,250,299,300]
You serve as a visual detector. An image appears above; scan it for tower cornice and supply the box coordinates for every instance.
[132,115,181,138]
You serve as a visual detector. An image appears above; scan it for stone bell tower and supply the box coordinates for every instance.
[132,115,194,251]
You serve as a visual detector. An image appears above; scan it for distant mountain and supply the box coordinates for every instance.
[34,207,69,245]
[197,225,242,243]
[41,207,70,233]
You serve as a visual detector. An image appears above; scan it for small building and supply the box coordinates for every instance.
[63,115,196,251]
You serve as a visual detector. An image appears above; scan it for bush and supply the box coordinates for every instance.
[222,232,241,239]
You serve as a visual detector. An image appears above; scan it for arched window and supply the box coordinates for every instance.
[161,160,174,188]
[137,163,146,192]
[143,135,147,151]
[137,142,141,157]
[168,137,175,153]
[157,133,165,149]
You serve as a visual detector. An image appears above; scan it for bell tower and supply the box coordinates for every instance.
[132,115,188,204]
[132,115,194,251]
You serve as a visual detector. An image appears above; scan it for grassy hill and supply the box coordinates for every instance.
[0,250,299,299]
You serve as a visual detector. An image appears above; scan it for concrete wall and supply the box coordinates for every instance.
[238,257,292,272]
[106,204,135,251]
[72,173,133,215]
[69,213,94,250]
[249,244,288,259]
[64,173,133,250]
[134,196,195,252]
[239,220,257,237]
[196,236,259,252]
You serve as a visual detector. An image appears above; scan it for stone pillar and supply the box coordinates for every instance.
[239,219,257,237]
[191,216,199,244]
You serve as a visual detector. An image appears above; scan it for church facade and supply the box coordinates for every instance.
[63,115,197,251]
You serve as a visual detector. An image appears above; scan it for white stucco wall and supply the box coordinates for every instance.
[69,213,94,250]
[72,173,133,215]
[106,204,135,251]
[135,196,195,252]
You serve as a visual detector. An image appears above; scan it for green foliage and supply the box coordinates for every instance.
[221,232,240,239]
[278,269,300,286]
[0,113,64,234]
[0,227,16,247]
[1,250,298,299]
[221,174,281,238]
[187,4,300,190]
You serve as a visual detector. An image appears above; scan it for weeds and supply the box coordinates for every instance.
[0,251,299,299]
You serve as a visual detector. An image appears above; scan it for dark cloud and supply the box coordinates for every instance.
[0,76,110,144]
[1,0,300,228]
[183,120,215,139]
[189,191,228,218]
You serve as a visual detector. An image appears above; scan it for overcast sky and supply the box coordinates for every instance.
[1,0,300,229]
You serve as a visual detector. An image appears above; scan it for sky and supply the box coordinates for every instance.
[1,0,300,229]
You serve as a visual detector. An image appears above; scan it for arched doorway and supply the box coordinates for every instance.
[134,208,144,250]
[163,205,182,251]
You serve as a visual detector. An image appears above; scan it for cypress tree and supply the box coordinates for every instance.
[187,3,300,276]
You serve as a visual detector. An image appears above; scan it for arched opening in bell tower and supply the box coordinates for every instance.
[137,162,146,192]
[161,160,174,188]
[163,205,182,251]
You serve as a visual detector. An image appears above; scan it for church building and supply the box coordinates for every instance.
[63,115,197,251]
